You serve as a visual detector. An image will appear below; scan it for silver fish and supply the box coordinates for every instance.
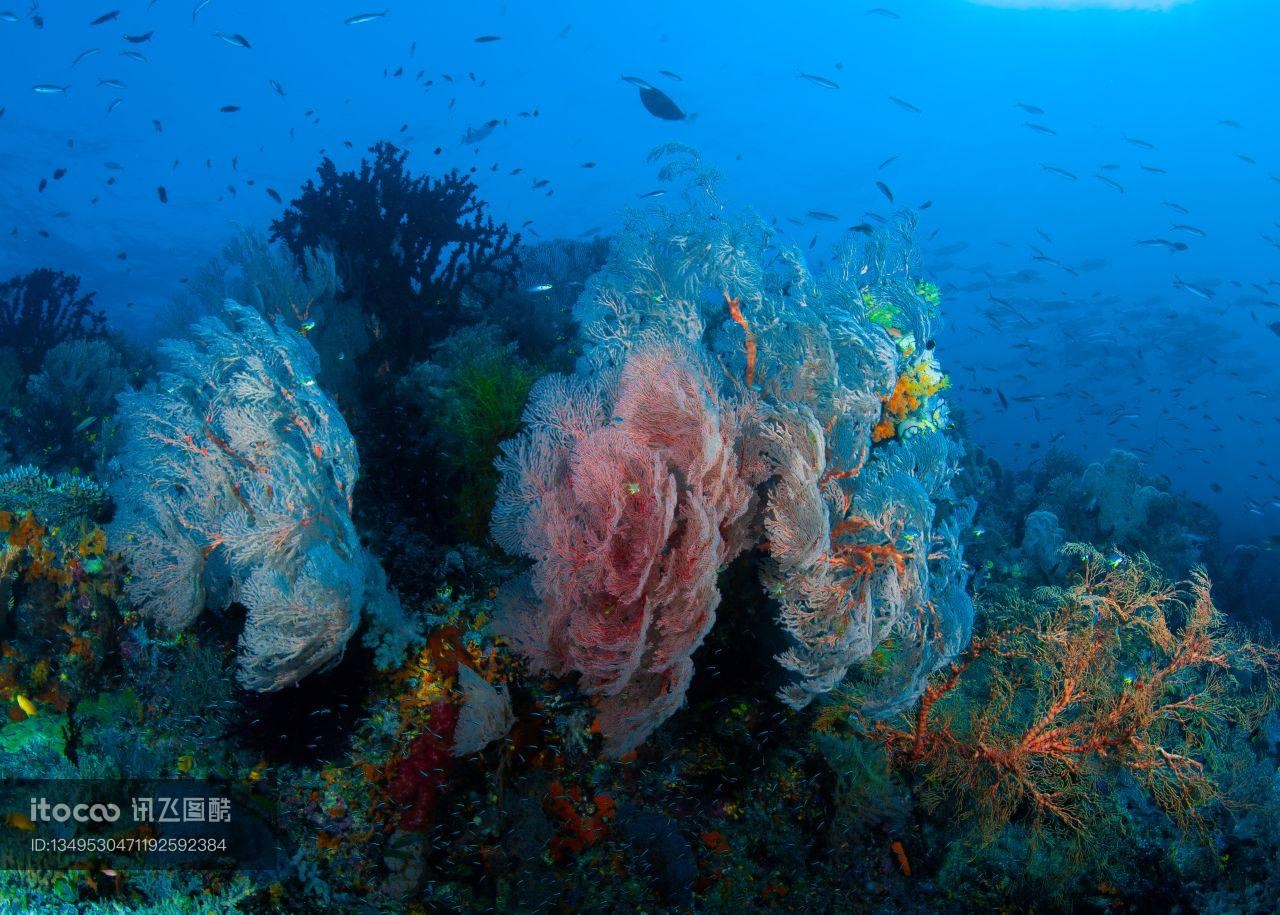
[32,83,68,94]
[345,11,386,25]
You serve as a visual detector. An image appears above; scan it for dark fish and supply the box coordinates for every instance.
[807,210,839,221]
[266,188,282,204]
[123,31,154,43]
[638,85,685,120]
[52,167,66,180]
[156,185,168,203]
[1163,200,1189,214]
[1135,238,1186,251]
[1269,322,1280,338]
[461,118,500,143]
[798,72,839,90]
[474,34,502,42]
[866,7,900,17]
[1123,135,1154,149]
[1024,122,1055,135]
[90,10,118,25]
[71,47,101,67]
[638,189,665,199]
[213,31,251,49]
[879,155,898,170]
[1040,164,1077,180]
[658,69,682,81]
[220,104,240,112]
[875,181,893,203]
[1016,100,1044,114]
[268,79,286,96]
[1140,163,1166,173]
[1093,174,1124,193]
[888,95,921,113]
[1170,223,1205,237]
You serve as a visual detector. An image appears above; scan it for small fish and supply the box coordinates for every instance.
[1140,163,1166,174]
[1163,200,1189,214]
[1024,122,1055,135]
[1123,135,1154,149]
[192,0,213,21]
[1016,100,1044,114]
[89,9,118,25]
[213,31,251,48]
[1040,163,1077,180]
[220,104,241,112]
[32,84,69,95]
[266,187,282,204]
[462,118,500,143]
[867,7,900,18]
[798,72,839,90]
[71,47,100,66]
[120,50,148,62]
[474,34,502,42]
[15,694,36,717]
[4,812,36,832]
[268,78,286,96]
[807,210,839,221]
[345,11,387,25]
[1093,174,1124,193]
[875,181,894,203]
[637,189,665,199]
[1105,551,1126,568]
[1173,275,1213,300]
[299,320,317,334]
[98,78,127,89]
[658,69,682,81]
[73,416,98,434]
[888,95,921,113]
[1136,238,1187,251]
[879,155,898,170]
[156,185,168,203]
[0,10,19,21]
[527,283,554,293]
[52,167,66,179]
[1170,223,1205,237]
[177,754,194,773]
[123,31,154,43]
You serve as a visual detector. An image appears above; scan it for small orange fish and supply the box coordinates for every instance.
[891,839,911,876]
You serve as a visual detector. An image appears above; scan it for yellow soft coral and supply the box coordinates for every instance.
[874,355,948,442]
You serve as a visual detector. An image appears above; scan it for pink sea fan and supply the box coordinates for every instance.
[493,342,763,755]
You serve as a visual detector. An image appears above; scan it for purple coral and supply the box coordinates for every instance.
[492,343,763,754]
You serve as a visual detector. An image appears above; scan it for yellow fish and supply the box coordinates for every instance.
[176,755,194,773]
[4,813,36,832]
[15,695,36,718]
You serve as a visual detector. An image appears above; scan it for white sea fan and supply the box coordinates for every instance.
[451,664,514,757]
[110,299,411,691]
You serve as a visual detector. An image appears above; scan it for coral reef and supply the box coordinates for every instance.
[109,301,411,690]
[397,323,542,541]
[864,545,1275,841]
[495,149,971,751]
[0,268,108,375]
[271,141,521,376]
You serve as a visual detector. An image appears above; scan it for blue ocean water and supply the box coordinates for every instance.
[2,1,1279,911]
[3,0,1276,540]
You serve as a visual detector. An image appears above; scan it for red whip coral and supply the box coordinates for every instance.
[492,342,763,755]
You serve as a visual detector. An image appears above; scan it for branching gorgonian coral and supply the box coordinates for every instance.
[493,148,973,752]
[110,301,412,690]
